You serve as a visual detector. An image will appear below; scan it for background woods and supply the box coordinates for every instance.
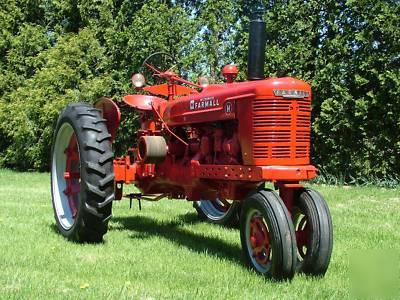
[0,0,399,182]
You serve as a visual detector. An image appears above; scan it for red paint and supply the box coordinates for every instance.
[63,134,80,217]
[144,83,198,97]
[249,216,271,265]
[123,95,166,111]
[221,64,238,83]
[94,97,121,141]
[110,61,317,203]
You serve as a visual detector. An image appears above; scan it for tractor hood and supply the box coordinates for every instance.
[160,77,311,126]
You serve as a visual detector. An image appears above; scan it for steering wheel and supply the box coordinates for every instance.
[140,52,179,84]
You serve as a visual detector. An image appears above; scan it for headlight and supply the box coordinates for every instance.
[198,76,209,87]
[131,73,146,88]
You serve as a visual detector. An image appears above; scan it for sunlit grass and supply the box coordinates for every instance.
[0,169,399,299]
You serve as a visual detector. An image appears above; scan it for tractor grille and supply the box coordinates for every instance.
[252,98,311,163]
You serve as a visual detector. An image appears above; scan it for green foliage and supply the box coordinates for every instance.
[310,0,400,178]
[236,0,400,179]
[0,28,113,169]
[0,0,399,180]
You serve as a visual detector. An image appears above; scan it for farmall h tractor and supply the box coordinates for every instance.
[51,6,333,280]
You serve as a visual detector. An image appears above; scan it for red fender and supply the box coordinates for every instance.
[143,83,198,97]
[94,97,121,141]
[123,94,166,111]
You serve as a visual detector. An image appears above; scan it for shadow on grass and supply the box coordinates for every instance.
[50,223,58,233]
[112,215,244,267]
[175,211,203,224]
[176,211,240,230]
[49,223,106,244]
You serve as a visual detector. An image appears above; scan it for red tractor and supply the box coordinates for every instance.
[51,6,332,280]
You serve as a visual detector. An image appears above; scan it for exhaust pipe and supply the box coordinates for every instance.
[247,2,266,80]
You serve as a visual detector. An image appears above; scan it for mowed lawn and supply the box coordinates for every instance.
[0,169,399,299]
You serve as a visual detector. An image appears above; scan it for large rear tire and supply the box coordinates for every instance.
[240,189,297,280]
[51,103,114,242]
[292,188,333,276]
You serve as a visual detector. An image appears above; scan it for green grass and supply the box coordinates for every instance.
[0,169,399,299]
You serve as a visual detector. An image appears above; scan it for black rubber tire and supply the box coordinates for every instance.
[293,188,333,276]
[240,189,297,280]
[193,200,241,226]
[51,103,114,243]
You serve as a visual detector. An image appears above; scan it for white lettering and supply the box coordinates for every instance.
[189,97,221,111]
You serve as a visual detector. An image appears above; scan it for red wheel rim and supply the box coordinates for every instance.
[249,215,271,266]
[295,215,310,259]
[63,134,80,218]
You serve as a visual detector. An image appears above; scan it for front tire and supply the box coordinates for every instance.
[292,188,333,276]
[240,189,297,280]
[51,103,114,242]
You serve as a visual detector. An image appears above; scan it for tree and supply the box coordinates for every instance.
[0,0,399,180]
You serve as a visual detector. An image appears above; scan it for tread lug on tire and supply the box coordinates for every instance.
[240,189,297,280]
[292,188,333,276]
[51,103,114,243]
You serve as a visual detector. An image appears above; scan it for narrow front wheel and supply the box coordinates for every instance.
[240,189,297,280]
[292,188,333,276]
